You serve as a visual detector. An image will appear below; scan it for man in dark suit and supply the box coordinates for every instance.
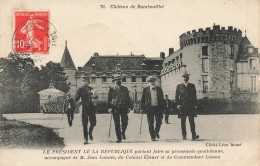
[175,71,199,141]
[63,93,76,127]
[141,76,165,141]
[108,74,132,143]
[75,77,98,145]
[164,95,172,124]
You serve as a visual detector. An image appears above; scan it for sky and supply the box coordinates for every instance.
[0,0,259,68]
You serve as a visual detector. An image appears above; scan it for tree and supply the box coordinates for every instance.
[0,54,70,114]
[38,61,70,93]
[0,53,39,113]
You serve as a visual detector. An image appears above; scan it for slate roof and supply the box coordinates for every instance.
[237,37,259,62]
[80,55,163,72]
[60,41,76,70]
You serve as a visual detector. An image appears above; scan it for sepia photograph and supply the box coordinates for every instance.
[0,0,259,165]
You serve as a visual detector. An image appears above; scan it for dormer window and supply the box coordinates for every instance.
[176,56,179,61]
[91,63,97,71]
[116,63,121,70]
[180,53,183,60]
[155,64,159,70]
[141,63,146,70]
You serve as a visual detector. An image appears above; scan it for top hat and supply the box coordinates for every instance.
[113,74,122,81]
[147,76,157,82]
[182,71,191,77]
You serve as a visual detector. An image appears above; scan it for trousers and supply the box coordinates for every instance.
[67,113,74,126]
[112,109,128,140]
[82,106,96,140]
[146,106,163,139]
[181,116,196,138]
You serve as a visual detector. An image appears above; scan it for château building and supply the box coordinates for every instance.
[60,42,164,101]
[161,24,259,101]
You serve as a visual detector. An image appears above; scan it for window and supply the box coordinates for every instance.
[155,65,159,70]
[249,59,257,70]
[92,77,96,83]
[202,59,209,73]
[142,76,146,82]
[250,76,257,92]
[122,76,126,82]
[203,75,208,93]
[180,53,182,60]
[131,76,136,82]
[202,46,208,56]
[197,37,200,43]
[248,47,254,54]
[102,77,107,83]
[230,45,234,55]
[203,82,208,93]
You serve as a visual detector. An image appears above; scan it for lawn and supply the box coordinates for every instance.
[0,118,65,149]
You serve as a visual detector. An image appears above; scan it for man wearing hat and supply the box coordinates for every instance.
[141,76,165,141]
[75,77,98,145]
[108,74,132,143]
[63,93,76,127]
[175,71,199,141]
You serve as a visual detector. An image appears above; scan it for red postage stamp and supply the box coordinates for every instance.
[14,11,50,54]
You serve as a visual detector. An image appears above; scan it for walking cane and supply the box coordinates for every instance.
[108,110,113,138]
[139,111,143,135]
[60,97,66,126]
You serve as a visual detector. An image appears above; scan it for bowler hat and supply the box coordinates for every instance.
[182,71,191,77]
[113,74,122,81]
[147,76,157,82]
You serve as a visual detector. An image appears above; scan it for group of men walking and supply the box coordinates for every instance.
[63,71,199,144]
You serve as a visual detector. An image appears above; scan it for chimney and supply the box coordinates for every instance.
[169,48,174,55]
[160,52,165,59]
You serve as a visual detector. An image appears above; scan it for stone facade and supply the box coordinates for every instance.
[61,25,259,102]
[161,25,259,101]
[60,50,164,101]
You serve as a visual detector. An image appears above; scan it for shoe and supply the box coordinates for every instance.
[84,140,88,145]
[155,132,160,139]
[122,133,126,140]
[166,122,170,124]
[151,138,156,141]
[116,139,122,143]
[69,124,72,127]
[89,133,93,141]
[183,137,187,140]
[192,135,199,141]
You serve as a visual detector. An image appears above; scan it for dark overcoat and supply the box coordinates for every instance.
[108,86,132,112]
[175,83,197,118]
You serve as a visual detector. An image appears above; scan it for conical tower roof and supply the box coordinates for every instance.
[61,40,76,70]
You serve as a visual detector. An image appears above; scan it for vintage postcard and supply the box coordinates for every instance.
[0,0,259,166]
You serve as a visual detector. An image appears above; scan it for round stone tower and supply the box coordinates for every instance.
[179,24,243,99]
